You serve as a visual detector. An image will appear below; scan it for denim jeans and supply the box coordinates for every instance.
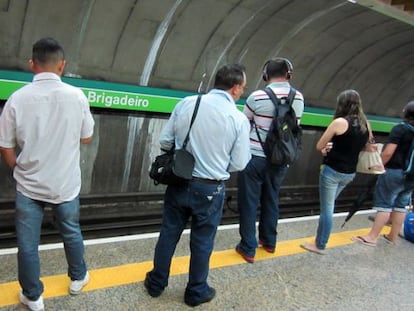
[237,155,288,257]
[15,192,87,300]
[316,165,355,249]
[146,180,225,300]
[374,168,414,212]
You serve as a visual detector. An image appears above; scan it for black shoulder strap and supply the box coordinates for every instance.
[263,87,297,117]
[253,87,298,149]
[286,87,297,107]
[263,87,281,117]
[402,121,414,133]
[182,95,202,149]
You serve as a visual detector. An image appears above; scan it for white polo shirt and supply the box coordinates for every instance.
[0,72,95,203]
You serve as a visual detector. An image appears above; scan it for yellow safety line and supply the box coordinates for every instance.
[0,227,388,307]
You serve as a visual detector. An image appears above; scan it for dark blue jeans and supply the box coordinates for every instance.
[237,155,288,257]
[146,180,225,300]
[374,168,414,212]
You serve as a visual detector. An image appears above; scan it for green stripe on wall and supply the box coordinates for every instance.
[0,70,399,133]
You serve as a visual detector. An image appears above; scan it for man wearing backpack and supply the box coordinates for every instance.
[235,58,305,263]
[353,101,414,246]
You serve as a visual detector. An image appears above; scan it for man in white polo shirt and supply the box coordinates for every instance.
[0,37,94,311]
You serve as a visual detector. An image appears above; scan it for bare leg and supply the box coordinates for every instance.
[386,211,406,243]
[362,211,391,243]
[300,241,324,255]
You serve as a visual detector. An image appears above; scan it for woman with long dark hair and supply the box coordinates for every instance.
[301,89,370,254]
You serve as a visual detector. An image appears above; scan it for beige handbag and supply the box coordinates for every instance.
[356,123,385,174]
[356,142,385,174]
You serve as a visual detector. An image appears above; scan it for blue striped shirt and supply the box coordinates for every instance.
[244,81,305,157]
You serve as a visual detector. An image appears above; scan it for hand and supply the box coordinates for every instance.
[321,142,333,156]
[326,142,333,152]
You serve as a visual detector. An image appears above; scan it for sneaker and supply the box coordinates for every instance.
[184,287,216,307]
[19,292,44,311]
[69,271,90,295]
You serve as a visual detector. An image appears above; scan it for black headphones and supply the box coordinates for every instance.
[262,58,294,82]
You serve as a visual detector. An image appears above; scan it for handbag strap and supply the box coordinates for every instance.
[366,121,375,143]
[182,95,202,149]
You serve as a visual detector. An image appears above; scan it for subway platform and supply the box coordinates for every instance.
[1,211,413,311]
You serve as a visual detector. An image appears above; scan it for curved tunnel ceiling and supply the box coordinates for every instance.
[0,0,413,118]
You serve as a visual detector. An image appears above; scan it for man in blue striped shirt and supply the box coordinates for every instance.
[236,58,305,263]
[144,64,251,307]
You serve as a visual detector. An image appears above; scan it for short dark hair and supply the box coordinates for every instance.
[403,101,414,121]
[214,64,246,90]
[263,58,292,80]
[32,37,65,65]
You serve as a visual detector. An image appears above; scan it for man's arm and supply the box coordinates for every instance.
[159,117,175,151]
[228,117,251,172]
[81,136,93,144]
[381,143,397,166]
[292,91,305,125]
[0,147,16,169]
[159,101,183,151]
[243,94,255,122]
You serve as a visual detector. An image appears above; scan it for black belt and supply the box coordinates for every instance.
[192,177,222,184]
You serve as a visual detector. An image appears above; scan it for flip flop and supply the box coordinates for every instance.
[351,236,376,247]
[382,234,396,245]
[300,242,325,255]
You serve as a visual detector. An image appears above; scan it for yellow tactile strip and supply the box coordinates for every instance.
[0,227,386,308]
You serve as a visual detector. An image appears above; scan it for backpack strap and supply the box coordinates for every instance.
[401,121,414,133]
[286,87,297,107]
[254,120,265,150]
[253,87,297,150]
[263,87,281,116]
[400,122,414,176]
[263,87,297,117]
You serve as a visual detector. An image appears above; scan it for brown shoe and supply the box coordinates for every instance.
[235,245,254,263]
[259,240,275,253]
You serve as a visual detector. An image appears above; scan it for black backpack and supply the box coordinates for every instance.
[255,87,302,166]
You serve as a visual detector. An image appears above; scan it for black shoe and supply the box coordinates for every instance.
[184,287,216,307]
[144,274,163,298]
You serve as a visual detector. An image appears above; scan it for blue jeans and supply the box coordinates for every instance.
[374,168,414,212]
[146,180,225,300]
[15,192,87,300]
[237,156,288,257]
[316,165,355,249]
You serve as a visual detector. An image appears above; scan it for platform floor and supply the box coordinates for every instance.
[1,211,414,311]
